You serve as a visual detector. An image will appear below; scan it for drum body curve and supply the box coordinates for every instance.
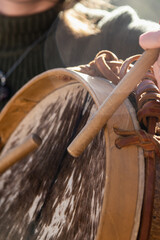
[0,68,144,240]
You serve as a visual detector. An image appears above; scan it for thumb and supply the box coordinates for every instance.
[139,30,160,49]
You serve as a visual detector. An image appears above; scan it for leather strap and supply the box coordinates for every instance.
[116,71,160,239]
[115,128,160,157]
[74,50,160,239]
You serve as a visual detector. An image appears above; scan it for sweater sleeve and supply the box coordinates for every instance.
[98,6,159,60]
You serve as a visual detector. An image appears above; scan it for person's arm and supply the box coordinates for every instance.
[99,6,159,60]
[139,30,160,88]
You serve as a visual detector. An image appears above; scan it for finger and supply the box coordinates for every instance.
[139,30,160,49]
[153,61,160,89]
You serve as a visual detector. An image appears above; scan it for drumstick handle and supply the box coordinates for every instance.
[68,48,160,157]
[0,134,42,174]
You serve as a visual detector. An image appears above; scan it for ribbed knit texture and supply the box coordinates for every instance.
[0,7,64,110]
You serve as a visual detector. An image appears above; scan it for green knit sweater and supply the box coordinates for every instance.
[0,7,64,110]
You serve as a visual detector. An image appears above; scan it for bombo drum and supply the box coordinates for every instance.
[0,68,144,240]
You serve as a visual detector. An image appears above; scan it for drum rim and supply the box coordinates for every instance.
[0,68,145,240]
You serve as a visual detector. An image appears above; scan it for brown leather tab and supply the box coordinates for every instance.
[137,101,160,127]
[114,128,160,157]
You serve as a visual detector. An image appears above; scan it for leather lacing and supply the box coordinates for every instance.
[72,49,141,84]
[74,49,160,153]
[74,49,160,240]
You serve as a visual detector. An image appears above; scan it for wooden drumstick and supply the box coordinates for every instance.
[68,48,160,157]
[0,134,42,174]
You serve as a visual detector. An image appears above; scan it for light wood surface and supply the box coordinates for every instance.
[0,134,41,174]
[0,68,144,239]
[68,49,160,157]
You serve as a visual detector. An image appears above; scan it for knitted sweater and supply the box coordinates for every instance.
[0,4,159,111]
[0,7,64,110]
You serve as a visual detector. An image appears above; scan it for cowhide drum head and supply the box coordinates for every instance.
[0,69,144,240]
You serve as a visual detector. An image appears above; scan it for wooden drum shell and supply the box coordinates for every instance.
[0,69,144,240]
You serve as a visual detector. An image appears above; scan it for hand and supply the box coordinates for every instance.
[139,30,160,88]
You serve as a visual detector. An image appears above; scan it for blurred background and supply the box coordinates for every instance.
[110,0,159,22]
